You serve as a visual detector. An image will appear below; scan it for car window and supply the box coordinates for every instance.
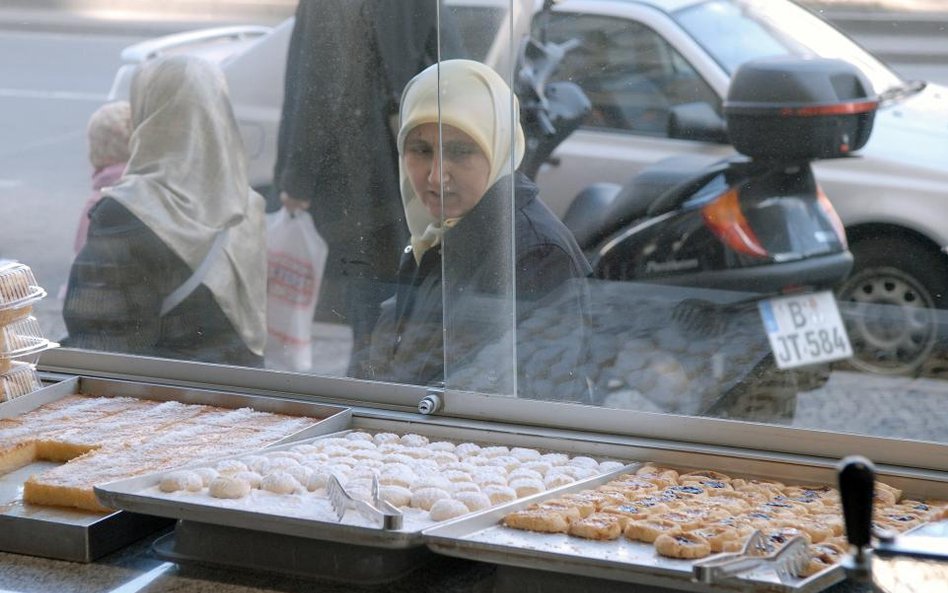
[537,12,719,136]
[674,0,902,94]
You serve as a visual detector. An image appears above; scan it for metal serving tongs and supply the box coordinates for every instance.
[326,472,403,530]
[692,529,810,585]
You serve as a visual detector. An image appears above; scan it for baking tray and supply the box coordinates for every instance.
[423,464,871,593]
[0,376,350,562]
[95,415,633,551]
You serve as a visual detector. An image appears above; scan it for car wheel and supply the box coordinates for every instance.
[836,237,948,376]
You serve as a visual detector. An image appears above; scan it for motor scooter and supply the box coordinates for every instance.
[515,17,878,410]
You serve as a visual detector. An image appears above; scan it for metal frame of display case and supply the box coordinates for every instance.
[40,348,948,476]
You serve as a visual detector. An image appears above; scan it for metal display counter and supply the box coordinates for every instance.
[0,376,350,561]
[10,354,945,592]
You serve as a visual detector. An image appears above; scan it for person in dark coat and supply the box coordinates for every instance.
[272,0,464,378]
[62,56,267,366]
[367,60,594,403]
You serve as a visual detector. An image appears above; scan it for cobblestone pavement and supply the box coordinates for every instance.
[794,369,948,442]
[309,319,948,444]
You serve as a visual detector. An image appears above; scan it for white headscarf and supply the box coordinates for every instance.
[105,56,267,356]
[397,59,526,259]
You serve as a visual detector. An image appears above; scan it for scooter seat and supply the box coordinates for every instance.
[609,154,725,225]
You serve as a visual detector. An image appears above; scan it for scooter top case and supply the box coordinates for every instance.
[724,56,878,161]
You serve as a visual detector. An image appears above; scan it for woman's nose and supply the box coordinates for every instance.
[428,151,448,186]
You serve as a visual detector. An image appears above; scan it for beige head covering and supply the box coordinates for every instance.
[87,100,132,170]
[105,55,267,356]
[397,59,526,259]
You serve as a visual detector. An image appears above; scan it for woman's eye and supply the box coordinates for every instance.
[407,145,432,157]
[444,144,477,160]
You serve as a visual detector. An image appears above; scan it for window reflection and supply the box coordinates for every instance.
[1,0,947,446]
[62,56,267,367]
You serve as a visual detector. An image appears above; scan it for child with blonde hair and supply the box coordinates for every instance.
[74,100,132,253]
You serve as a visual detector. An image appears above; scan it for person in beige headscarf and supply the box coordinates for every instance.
[366,59,592,400]
[63,55,267,366]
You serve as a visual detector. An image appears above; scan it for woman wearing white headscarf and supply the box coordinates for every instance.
[63,56,267,366]
[366,60,592,401]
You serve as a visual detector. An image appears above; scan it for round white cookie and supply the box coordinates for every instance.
[159,470,203,493]
[209,476,251,499]
[429,498,470,521]
[260,471,302,495]
[411,487,451,511]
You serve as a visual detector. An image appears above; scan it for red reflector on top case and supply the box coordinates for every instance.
[779,101,878,117]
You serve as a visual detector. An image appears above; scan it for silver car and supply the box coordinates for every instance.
[110,0,948,375]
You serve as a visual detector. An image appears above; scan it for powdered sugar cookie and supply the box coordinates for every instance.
[266,456,301,471]
[569,456,599,469]
[472,471,507,488]
[599,461,626,473]
[508,468,543,483]
[411,487,451,510]
[544,473,576,489]
[412,476,453,491]
[373,432,400,446]
[346,431,373,442]
[233,470,263,489]
[306,470,333,491]
[540,453,569,466]
[480,446,510,458]
[400,433,429,448]
[454,443,482,458]
[159,470,203,493]
[443,470,472,483]
[380,485,412,508]
[193,467,219,487]
[215,459,248,475]
[510,478,545,498]
[510,447,541,462]
[209,476,251,499]
[261,471,302,495]
[454,491,492,512]
[488,456,521,472]
[451,481,481,494]
[483,485,518,505]
[429,498,470,521]
[521,461,552,476]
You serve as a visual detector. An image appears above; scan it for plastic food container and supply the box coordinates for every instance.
[0,362,42,401]
[0,316,56,373]
[724,56,877,161]
[0,262,46,311]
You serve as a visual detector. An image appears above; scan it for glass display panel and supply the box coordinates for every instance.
[0,0,947,450]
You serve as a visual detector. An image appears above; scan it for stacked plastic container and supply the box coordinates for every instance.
[0,261,56,401]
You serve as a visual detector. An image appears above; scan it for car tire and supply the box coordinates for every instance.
[836,237,948,376]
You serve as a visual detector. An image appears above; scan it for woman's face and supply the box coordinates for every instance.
[403,123,491,220]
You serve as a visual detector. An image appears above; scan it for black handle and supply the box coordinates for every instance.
[838,455,875,550]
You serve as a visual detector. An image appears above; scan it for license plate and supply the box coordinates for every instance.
[758,291,852,369]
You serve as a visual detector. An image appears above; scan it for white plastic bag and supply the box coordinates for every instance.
[265,208,328,371]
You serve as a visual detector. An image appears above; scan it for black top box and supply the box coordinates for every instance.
[724,56,878,161]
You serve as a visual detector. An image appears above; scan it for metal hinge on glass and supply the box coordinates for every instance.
[418,384,444,415]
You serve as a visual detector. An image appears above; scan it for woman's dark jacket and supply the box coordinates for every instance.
[366,173,594,403]
[62,198,262,366]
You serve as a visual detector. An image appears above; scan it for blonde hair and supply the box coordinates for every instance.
[87,101,132,170]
